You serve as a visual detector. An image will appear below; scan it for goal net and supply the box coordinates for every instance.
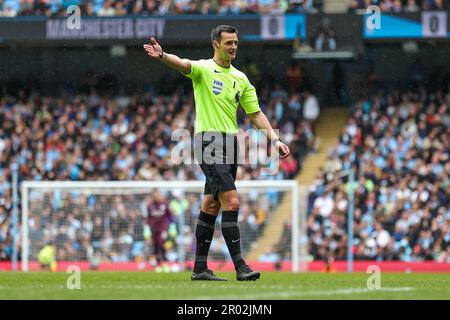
[21,180,307,272]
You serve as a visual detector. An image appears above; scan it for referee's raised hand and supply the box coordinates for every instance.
[143,37,164,59]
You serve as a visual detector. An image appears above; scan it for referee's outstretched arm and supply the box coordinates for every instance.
[143,37,191,75]
[247,111,291,159]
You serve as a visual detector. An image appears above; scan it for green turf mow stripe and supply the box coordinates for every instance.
[0,272,449,300]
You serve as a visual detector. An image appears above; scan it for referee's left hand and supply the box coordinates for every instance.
[143,37,163,59]
[276,141,290,159]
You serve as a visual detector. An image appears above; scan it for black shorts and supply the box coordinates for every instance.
[194,132,239,200]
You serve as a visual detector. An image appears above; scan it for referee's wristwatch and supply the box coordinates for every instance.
[271,137,283,145]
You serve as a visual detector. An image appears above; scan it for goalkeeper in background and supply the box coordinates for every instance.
[144,25,290,281]
[146,190,173,267]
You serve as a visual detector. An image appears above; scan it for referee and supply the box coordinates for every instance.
[144,25,290,281]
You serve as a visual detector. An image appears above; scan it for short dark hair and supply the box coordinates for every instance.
[211,25,238,43]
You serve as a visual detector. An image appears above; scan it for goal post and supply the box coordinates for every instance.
[21,180,307,272]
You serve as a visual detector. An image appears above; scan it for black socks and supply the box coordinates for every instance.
[193,211,217,273]
[193,210,246,273]
[221,211,245,270]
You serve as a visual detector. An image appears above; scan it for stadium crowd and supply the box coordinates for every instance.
[303,88,449,263]
[2,72,448,266]
[0,79,316,264]
[1,0,448,17]
[349,0,448,12]
[0,0,319,17]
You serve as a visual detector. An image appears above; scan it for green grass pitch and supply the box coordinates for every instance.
[0,272,449,299]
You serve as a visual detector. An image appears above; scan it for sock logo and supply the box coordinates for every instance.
[232,239,240,243]
[205,240,211,243]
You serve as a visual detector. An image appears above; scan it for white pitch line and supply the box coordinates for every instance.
[81,284,301,290]
[193,287,416,300]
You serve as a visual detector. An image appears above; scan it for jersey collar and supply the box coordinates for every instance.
[211,59,232,72]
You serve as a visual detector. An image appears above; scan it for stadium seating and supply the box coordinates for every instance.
[0,83,315,263]
[1,0,448,17]
[349,0,447,13]
[304,88,449,263]
[0,0,321,17]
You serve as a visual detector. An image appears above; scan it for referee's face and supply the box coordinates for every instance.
[217,32,238,61]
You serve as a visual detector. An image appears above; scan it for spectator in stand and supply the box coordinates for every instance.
[114,1,128,15]
[315,28,337,52]
[287,0,316,13]
[98,0,115,16]
[392,0,403,12]
[174,0,190,13]
[0,0,18,17]
[280,155,298,179]
[302,89,320,130]
[244,0,260,13]
[405,0,420,11]
[157,0,172,15]
[269,0,288,14]
[199,0,215,14]
[218,0,240,15]
[380,0,395,12]
[423,0,445,10]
